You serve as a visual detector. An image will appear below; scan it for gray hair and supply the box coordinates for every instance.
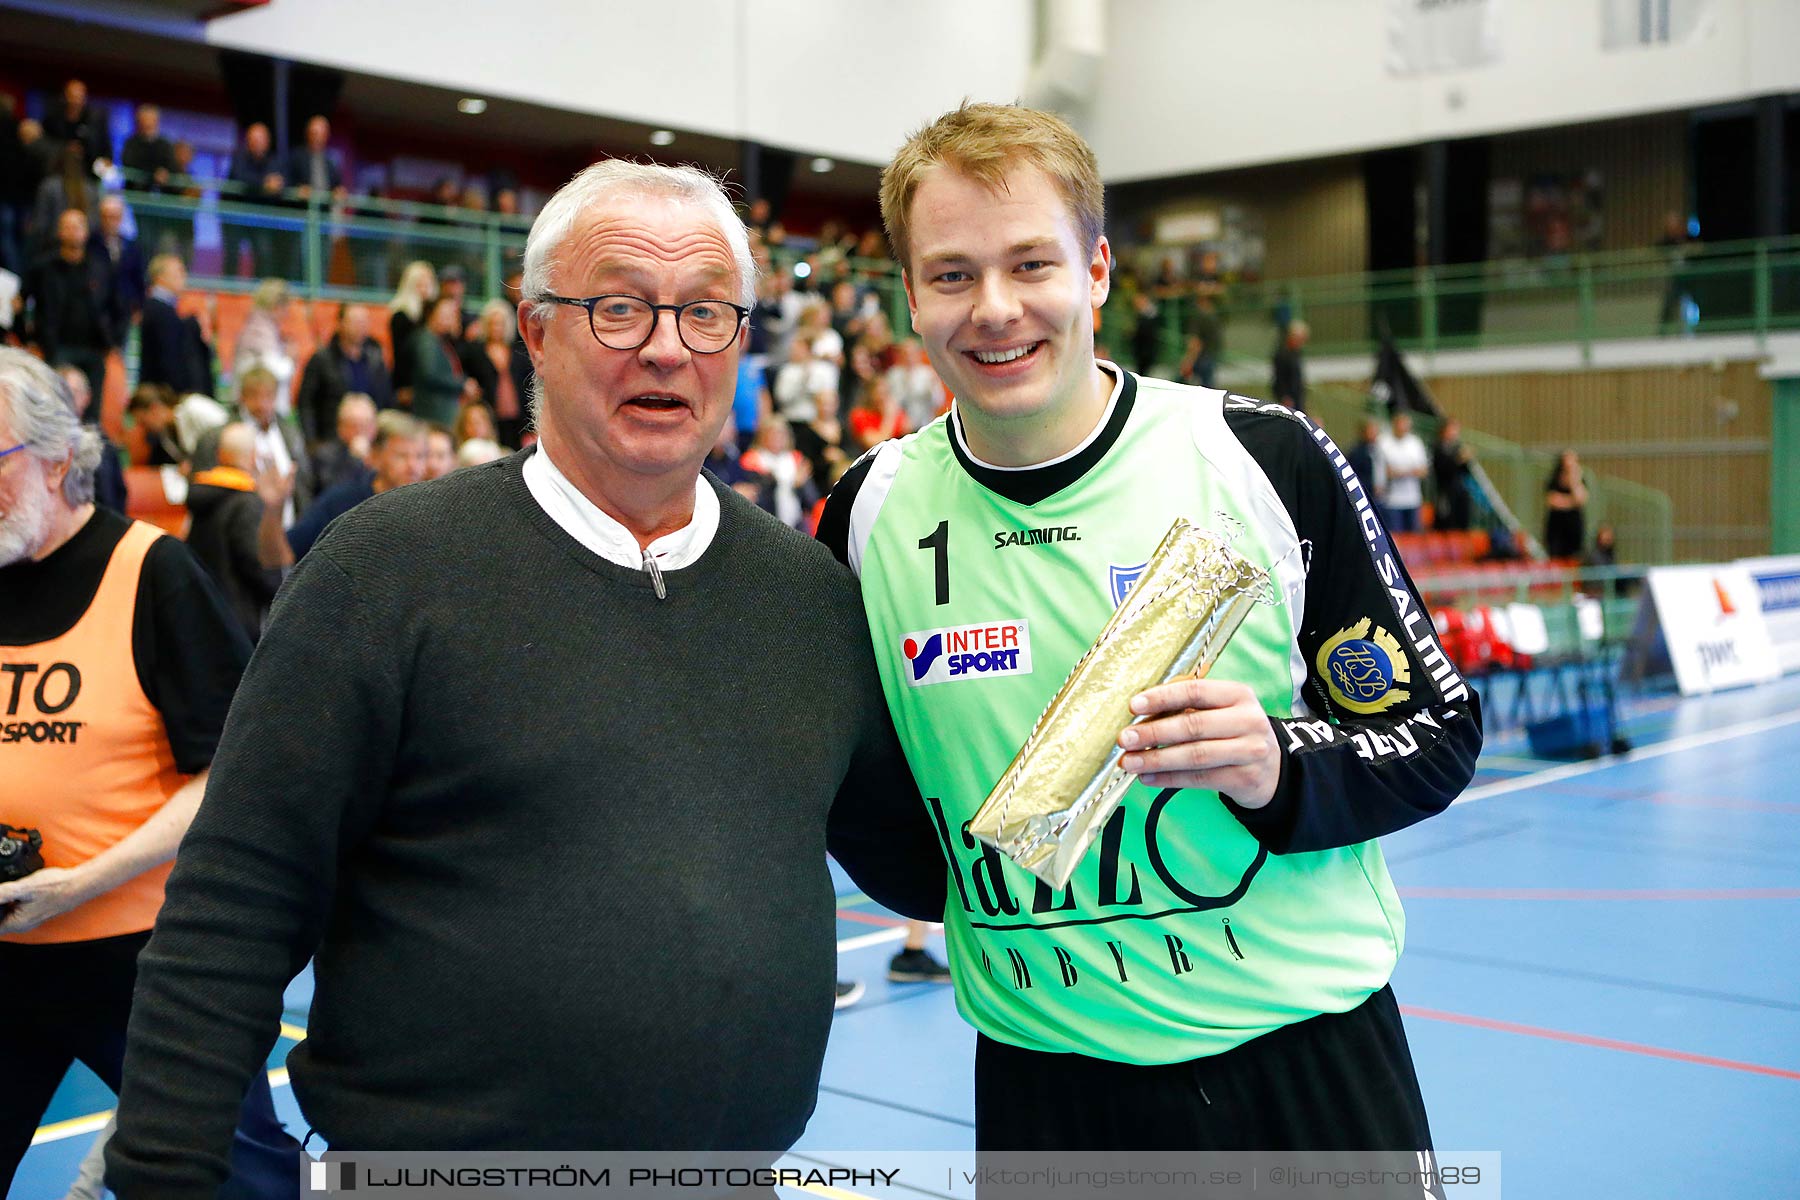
[0,348,104,506]
[519,160,755,430]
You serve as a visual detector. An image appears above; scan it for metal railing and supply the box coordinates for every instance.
[1098,235,1800,368]
[119,171,1800,363]
[1303,381,1674,567]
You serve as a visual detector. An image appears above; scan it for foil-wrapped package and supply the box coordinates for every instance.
[967,518,1272,888]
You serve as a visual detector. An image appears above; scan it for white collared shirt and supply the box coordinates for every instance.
[522,444,719,571]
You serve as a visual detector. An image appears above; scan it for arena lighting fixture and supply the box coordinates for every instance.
[457,98,487,115]
[793,261,812,279]
[809,156,835,173]
[649,129,677,146]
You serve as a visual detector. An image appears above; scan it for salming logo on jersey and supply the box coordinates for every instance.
[993,525,1082,549]
[901,620,1033,686]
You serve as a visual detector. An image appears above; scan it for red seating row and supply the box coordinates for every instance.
[1391,529,1490,567]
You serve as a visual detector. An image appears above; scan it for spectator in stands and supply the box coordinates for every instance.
[285,115,345,207]
[0,349,304,1200]
[1543,449,1587,560]
[199,366,311,525]
[296,303,392,447]
[1377,410,1429,533]
[259,409,426,566]
[1344,416,1386,517]
[1271,317,1308,412]
[407,294,473,426]
[386,259,438,402]
[848,374,906,451]
[1129,287,1161,377]
[1178,288,1222,389]
[185,422,281,643]
[138,255,214,398]
[89,195,146,327]
[225,123,283,276]
[54,363,125,514]
[23,208,116,416]
[754,265,803,372]
[455,437,506,468]
[1656,211,1693,334]
[886,338,943,433]
[310,393,378,494]
[31,140,99,254]
[1583,523,1617,569]
[126,383,226,468]
[797,300,842,387]
[232,279,297,405]
[464,298,523,445]
[1431,417,1475,532]
[437,264,474,334]
[452,402,499,450]
[792,386,849,490]
[120,104,176,192]
[772,335,834,424]
[422,422,456,481]
[740,415,816,530]
[0,99,37,276]
[40,79,110,175]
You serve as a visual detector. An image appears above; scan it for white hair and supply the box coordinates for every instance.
[519,160,756,430]
[522,160,755,314]
[0,348,103,506]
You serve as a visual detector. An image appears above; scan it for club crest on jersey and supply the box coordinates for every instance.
[1317,619,1411,714]
[1108,562,1148,608]
[901,620,1032,686]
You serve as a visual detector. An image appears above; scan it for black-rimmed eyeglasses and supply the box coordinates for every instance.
[537,294,749,354]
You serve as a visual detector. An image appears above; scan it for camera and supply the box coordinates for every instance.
[0,824,44,882]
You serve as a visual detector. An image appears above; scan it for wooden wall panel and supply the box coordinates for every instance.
[1425,362,1772,562]
[1489,112,1688,252]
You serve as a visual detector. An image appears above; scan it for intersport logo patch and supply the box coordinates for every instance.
[900,620,1033,686]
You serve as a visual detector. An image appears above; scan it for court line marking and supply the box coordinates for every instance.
[1398,886,1800,900]
[1453,709,1800,806]
[1401,1004,1800,1081]
[838,909,910,928]
[838,927,913,953]
[1403,946,1800,1013]
[30,1065,294,1147]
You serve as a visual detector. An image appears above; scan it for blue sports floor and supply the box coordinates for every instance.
[19,672,1800,1199]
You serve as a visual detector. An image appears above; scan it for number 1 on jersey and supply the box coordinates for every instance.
[918,520,950,606]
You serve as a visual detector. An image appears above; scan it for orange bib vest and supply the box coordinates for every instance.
[3,520,185,944]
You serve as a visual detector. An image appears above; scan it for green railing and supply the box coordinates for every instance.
[122,171,1800,364]
[1303,381,1674,567]
[124,173,534,303]
[1098,234,1800,368]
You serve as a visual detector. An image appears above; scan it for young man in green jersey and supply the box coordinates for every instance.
[817,103,1481,1156]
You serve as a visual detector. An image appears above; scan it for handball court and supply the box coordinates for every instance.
[19,671,1800,1200]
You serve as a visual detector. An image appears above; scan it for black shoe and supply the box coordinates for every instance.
[887,948,952,983]
[834,979,865,1009]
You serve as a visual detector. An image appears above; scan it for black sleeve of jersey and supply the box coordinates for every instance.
[1221,399,1483,854]
[816,447,945,920]
[814,447,878,569]
[133,536,254,774]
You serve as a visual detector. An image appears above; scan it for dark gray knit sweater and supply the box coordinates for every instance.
[108,451,943,1195]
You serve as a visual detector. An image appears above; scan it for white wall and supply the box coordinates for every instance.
[202,0,1033,166]
[1086,0,1800,183]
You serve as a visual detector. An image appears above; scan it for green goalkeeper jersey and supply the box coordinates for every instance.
[818,367,1481,1065]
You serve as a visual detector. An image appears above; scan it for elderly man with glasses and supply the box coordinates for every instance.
[104,161,939,1194]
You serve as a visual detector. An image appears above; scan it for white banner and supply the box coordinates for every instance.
[1645,566,1778,695]
[1387,0,1501,76]
[1736,555,1800,677]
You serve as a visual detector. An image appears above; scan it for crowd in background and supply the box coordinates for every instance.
[1,69,1620,627]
